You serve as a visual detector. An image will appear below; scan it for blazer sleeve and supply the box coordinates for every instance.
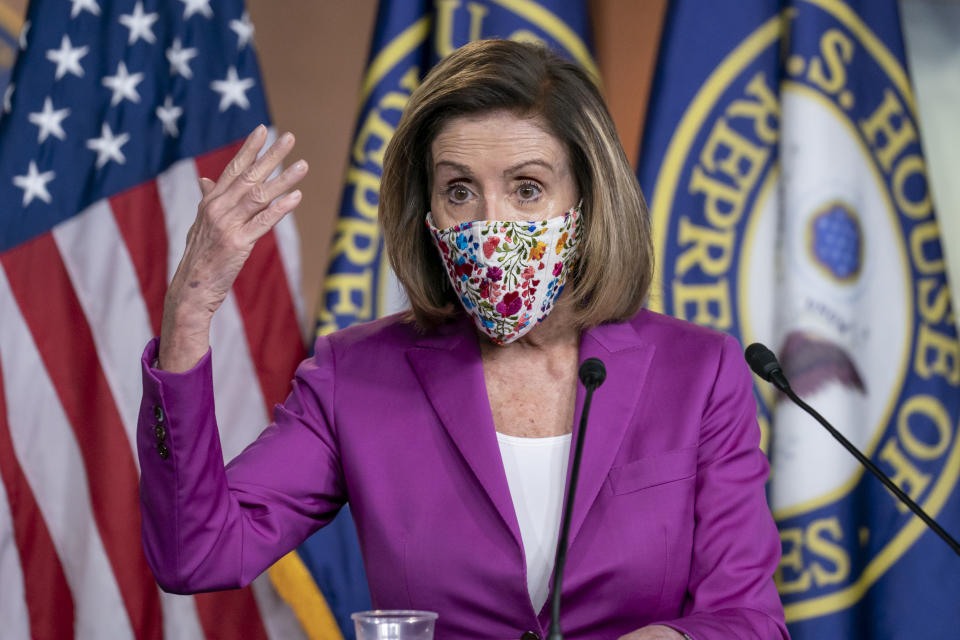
[655,335,790,640]
[137,335,345,594]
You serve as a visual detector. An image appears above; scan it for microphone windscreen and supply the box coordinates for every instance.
[744,343,780,381]
[578,357,607,388]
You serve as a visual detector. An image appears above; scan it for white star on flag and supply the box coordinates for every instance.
[166,38,198,78]
[86,122,130,168]
[210,66,254,112]
[19,20,29,50]
[229,11,254,49]
[28,97,70,142]
[2,83,12,113]
[156,97,183,137]
[102,61,144,106]
[70,0,100,18]
[119,2,159,45]
[12,160,55,206]
[179,0,213,20]
[46,35,89,80]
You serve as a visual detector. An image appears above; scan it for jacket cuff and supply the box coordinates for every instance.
[138,337,214,466]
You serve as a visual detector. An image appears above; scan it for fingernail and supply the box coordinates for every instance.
[281,132,294,144]
[256,123,266,134]
[291,189,302,200]
[294,160,307,171]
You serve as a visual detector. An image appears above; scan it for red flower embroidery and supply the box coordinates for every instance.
[483,236,500,258]
[496,291,523,316]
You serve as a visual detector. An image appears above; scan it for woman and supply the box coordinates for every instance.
[140,40,789,639]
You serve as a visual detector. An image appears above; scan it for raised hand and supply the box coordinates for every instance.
[158,125,308,372]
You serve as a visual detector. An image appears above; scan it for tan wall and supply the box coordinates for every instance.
[248,0,668,323]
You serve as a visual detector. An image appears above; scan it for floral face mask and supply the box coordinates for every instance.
[426,203,582,344]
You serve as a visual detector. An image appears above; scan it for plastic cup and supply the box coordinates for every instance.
[351,610,439,640]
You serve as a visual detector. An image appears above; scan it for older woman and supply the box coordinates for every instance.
[139,40,788,639]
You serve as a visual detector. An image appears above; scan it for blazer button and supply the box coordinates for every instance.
[520,632,540,640]
[153,405,165,424]
[154,424,166,442]
[157,443,170,459]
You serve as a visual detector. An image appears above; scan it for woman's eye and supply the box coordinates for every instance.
[449,184,471,202]
[517,183,541,201]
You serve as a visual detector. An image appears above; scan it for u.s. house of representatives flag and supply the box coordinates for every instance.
[0,0,307,637]
[639,0,960,638]
[266,1,597,638]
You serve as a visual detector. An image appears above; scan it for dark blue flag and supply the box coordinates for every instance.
[638,1,960,638]
[279,1,596,637]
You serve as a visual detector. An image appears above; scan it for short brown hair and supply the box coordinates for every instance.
[380,39,652,329]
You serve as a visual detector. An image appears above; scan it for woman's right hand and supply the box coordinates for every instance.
[158,125,308,372]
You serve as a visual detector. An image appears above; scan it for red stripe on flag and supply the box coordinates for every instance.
[0,354,76,639]
[110,181,169,337]
[0,234,163,640]
[195,591,269,640]
[194,144,305,408]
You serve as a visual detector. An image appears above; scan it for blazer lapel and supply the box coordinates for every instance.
[564,319,656,549]
[405,319,524,550]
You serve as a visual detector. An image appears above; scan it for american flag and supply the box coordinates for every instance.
[0,0,307,637]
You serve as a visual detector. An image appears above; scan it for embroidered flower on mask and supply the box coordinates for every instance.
[483,237,500,258]
[529,242,547,261]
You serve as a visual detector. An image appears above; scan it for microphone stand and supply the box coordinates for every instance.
[547,358,606,640]
[745,343,960,557]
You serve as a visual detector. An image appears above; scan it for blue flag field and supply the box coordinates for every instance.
[638,1,960,638]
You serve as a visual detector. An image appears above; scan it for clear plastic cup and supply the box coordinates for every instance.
[351,610,439,640]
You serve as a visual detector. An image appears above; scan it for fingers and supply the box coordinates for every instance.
[198,177,215,196]
[237,158,308,217]
[207,124,269,199]
[244,189,302,242]
[221,131,296,208]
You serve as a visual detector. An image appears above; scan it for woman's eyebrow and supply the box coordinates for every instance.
[433,160,474,177]
[502,159,554,176]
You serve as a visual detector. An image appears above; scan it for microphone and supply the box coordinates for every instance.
[745,343,960,557]
[578,357,607,390]
[547,358,607,640]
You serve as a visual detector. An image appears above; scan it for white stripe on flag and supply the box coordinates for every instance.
[274,213,305,338]
[0,267,134,640]
[251,573,309,640]
[260,128,305,338]
[210,289,271,460]
[157,157,201,283]
[158,592,206,640]
[0,478,30,640]
[53,201,152,465]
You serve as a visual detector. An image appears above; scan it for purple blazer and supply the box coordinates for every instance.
[138,310,789,639]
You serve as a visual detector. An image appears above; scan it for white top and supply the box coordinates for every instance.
[496,432,572,614]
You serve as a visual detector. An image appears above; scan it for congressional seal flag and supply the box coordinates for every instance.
[272,1,597,638]
[0,0,306,638]
[638,0,960,637]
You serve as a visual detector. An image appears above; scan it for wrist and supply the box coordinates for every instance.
[158,301,213,373]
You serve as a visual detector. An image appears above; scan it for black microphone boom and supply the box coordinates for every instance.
[547,358,607,640]
[745,342,960,557]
